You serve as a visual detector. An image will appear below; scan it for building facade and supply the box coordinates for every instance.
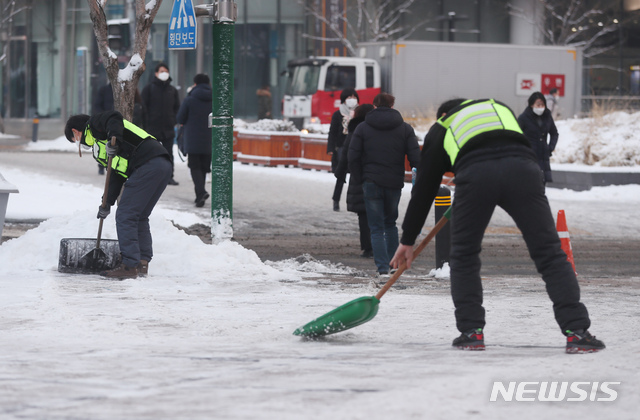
[1,0,639,128]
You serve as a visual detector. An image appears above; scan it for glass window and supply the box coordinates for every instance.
[324,65,355,91]
[285,65,321,96]
[366,66,374,88]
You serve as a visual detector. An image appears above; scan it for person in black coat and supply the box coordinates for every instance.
[176,74,213,207]
[141,63,181,185]
[517,91,559,184]
[349,93,421,275]
[335,104,374,258]
[327,88,359,211]
[92,83,114,115]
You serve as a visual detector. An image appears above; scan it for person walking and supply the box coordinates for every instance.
[176,74,213,208]
[64,110,172,279]
[390,98,605,354]
[334,104,374,258]
[518,91,559,184]
[141,63,181,186]
[545,87,560,120]
[256,85,272,120]
[349,92,420,276]
[327,88,359,211]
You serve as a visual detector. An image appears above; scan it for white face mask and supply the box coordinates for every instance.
[345,98,358,108]
[157,72,170,82]
[533,106,545,116]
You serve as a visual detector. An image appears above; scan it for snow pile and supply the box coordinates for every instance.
[233,118,249,130]
[245,119,298,132]
[24,135,75,152]
[0,210,298,283]
[267,254,358,276]
[304,123,330,134]
[428,262,450,279]
[553,111,640,166]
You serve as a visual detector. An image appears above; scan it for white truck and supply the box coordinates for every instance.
[282,56,381,128]
[283,41,582,127]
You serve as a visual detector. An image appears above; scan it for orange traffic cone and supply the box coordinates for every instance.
[556,210,577,275]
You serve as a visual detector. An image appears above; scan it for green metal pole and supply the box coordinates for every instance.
[210,1,237,243]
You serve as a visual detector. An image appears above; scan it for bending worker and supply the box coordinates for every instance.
[64,111,171,279]
[390,98,605,354]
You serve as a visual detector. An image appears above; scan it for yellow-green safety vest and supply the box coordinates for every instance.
[84,120,154,178]
[437,99,523,166]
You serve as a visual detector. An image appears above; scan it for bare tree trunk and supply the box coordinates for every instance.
[87,0,163,121]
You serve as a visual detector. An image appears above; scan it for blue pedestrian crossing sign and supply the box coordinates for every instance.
[168,0,197,50]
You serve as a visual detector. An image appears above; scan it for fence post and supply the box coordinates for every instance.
[435,185,452,269]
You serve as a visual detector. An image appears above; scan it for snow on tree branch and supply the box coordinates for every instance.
[87,0,164,120]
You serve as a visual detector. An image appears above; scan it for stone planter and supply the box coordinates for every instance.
[232,129,239,160]
[299,133,331,171]
[236,130,301,167]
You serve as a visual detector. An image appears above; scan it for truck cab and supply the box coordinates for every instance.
[283,56,381,128]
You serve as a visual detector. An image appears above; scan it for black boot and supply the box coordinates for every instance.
[565,329,605,354]
[452,328,485,350]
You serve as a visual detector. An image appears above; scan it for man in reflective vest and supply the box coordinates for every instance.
[65,111,172,279]
[391,99,605,354]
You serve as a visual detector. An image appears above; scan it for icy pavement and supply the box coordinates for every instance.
[1,141,640,418]
[0,214,638,419]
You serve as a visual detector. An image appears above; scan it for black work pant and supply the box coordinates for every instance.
[188,153,212,200]
[450,155,590,334]
[116,156,172,267]
[357,211,372,252]
[331,146,345,202]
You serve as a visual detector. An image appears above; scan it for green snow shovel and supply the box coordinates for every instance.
[293,207,451,337]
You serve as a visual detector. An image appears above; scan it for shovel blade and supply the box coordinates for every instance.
[58,238,121,274]
[293,296,380,337]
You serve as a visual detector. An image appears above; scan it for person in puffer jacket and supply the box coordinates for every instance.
[348,92,420,275]
[176,74,213,208]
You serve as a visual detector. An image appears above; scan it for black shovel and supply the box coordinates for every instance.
[58,137,122,274]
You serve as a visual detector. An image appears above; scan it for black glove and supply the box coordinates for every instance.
[97,205,111,219]
[106,142,119,158]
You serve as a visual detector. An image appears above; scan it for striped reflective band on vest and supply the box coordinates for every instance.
[87,121,154,178]
[124,119,154,140]
[438,99,523,166]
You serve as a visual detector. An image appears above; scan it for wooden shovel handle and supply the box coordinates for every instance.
[96,136,116,248]
[375,207,451,301]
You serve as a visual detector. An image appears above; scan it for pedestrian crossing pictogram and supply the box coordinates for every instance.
[168,0,197,50]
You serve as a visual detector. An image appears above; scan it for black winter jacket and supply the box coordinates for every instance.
[83,111,170,205]
[517,106,558,182]
[92,84,114,115]
[400,100,535,246]
[141,77,181,140]
[327,110,347,153]
[335,115,367,213]
[176,84,213,155]
[348,107,420,190]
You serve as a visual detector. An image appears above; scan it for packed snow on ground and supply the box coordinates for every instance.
[1,114,639,419]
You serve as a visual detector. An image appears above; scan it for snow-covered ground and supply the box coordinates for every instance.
[1,116,639,419]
